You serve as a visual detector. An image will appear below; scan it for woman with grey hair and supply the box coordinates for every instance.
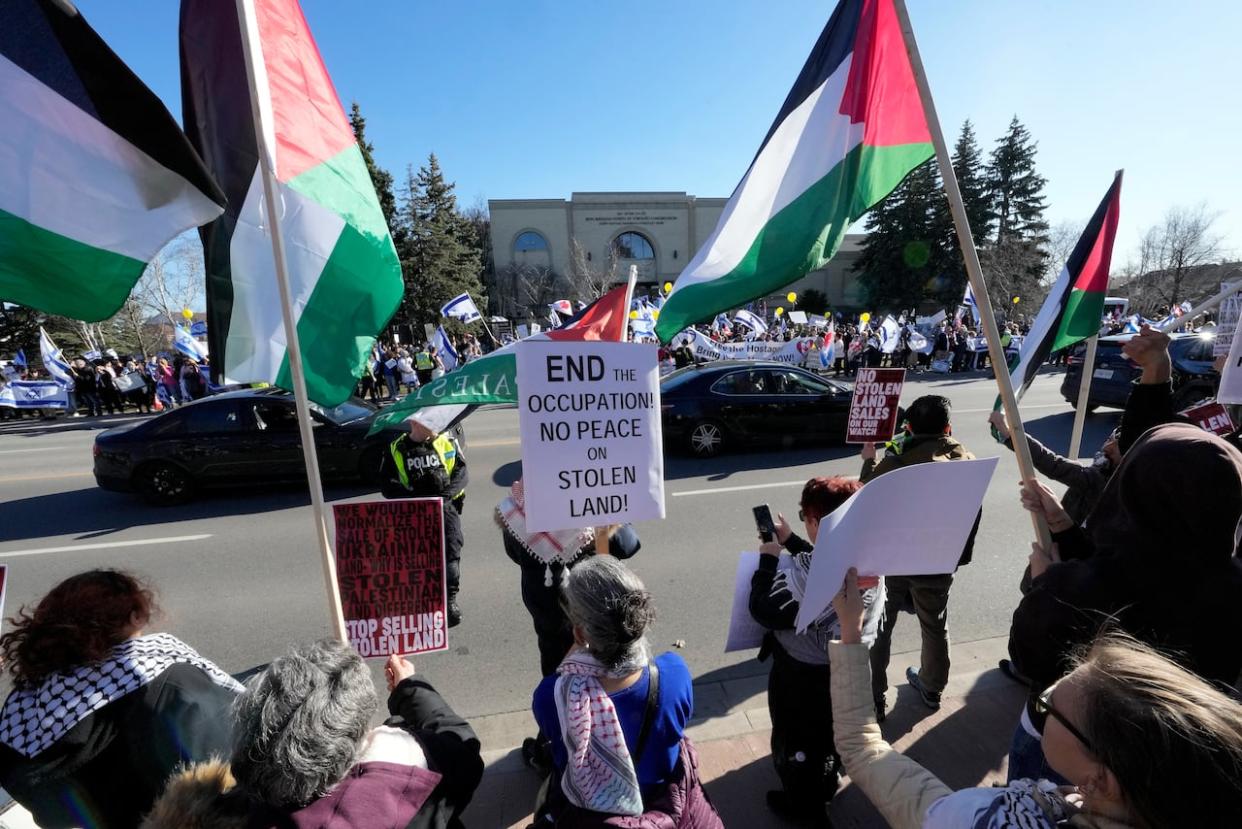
[143,639,483,829]
[532,557,722,826]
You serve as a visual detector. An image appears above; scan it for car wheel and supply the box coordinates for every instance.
[689,420,725,457]
[359,445,386,484]
[136,462,194,506]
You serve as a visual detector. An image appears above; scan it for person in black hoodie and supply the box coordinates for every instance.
[1006,422,1242,780]
[0,570,241,829]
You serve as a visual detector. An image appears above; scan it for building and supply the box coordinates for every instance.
[487,192,866,319]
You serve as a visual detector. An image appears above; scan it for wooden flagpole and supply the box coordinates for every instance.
[1067,335,1098,459]
[234,0,347,641]
[893,0,1051,547]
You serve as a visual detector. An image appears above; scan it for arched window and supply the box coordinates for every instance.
[612,231,655,261]
[514,231,549,253]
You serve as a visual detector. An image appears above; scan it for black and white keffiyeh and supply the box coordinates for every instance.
[0,632,242,758]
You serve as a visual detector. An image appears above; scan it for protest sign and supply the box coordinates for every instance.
[517,340,665,532]
[808,314,828,329]
[0,565,7,634]
[114,373,145,394]
[724,551,794,652]
[846,368,905,443]
[332,499,448,659]
[795,457,998,632]
[1215,282,1241,358]
[788,310,808,324]
[1180,400,1235,436]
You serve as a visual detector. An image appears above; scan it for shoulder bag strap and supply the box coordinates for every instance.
[632,660,660,765]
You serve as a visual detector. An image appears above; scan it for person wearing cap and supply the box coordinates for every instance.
[379,418,468,627]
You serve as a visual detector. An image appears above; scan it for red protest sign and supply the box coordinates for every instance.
[1180,401,1235,437]
[846,368,905,443]
[332,499,448,659]
[0,565,7,635]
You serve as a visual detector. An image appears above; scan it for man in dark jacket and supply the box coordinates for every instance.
[380,418,468,627]
[861,395,979,718]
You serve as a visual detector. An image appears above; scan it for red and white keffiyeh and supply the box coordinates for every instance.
[497,479,594,568]
[554,648,644,816]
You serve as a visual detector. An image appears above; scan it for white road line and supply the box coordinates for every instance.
[953,403,1068,414]
[672,480,805,497]
[0,534,213,559]
[0,446,80,455]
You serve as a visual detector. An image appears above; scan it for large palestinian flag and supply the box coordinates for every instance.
[0,0,224,322]
[180,0,402,407]
[1008,172,1122,399]
[655,0,932,341]
[369,282,633,435]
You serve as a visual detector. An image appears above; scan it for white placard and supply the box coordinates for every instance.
[517,340,665,532]
[794,457,998,631]
[1215,282,1241,358]
[788,310,808,324]
[725,551,795,652]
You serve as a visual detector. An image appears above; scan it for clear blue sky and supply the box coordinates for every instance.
[79,0,1241,263]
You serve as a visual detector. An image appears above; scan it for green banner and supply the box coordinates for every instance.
[368,351,516,434]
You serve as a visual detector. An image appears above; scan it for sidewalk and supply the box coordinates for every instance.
[469,635,1026,828]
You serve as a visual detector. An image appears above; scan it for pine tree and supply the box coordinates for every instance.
[984,116,1049,316]
[396,154,485,329]
[348,103,400,243]
[854,159,943,311]
[927,120,992,309]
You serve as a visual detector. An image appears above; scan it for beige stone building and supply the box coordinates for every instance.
[487,192,866,318]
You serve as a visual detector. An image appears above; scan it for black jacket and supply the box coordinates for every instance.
[748,531,813,631]
[0,663,237,829]
[1003,433,1112,526]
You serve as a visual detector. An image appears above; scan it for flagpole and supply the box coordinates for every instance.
[893,0,1051,548]
[622,265,639,340]
[234,0,347,642]
[1067,335,1098,458]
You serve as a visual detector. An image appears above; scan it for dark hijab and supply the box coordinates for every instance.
[1086,422,1242,565]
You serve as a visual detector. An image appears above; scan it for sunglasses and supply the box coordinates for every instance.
[1032,685,1096,756]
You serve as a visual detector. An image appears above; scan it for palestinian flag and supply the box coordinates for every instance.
[369,282,633,435]
[0,0,224,322]
[655,0,932,342]
[1008,171,1122,399]
[180,0,402,406]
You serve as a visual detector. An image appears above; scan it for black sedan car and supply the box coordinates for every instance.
[661,361,854,456]
[93,389,408,504]
[1061,331,1218,412]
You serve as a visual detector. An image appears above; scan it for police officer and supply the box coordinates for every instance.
[379,417,468,626]
[414,344,435,387]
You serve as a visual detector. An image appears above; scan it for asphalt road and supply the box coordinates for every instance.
[0,368,1120,720]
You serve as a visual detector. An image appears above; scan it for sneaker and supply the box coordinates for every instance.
[447,597,462,628]
[765,790,833,827]
[906,667,942,710]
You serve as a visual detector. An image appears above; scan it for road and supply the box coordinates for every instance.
[0,368,1119,720]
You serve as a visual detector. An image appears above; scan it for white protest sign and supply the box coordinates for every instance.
[725,551,794,652]
[788,310,808,325]
[1215,281,1241,358]
[517,340,665,532]
[794,457,998,632]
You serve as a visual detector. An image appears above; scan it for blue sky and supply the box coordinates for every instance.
[80,0,1241,262]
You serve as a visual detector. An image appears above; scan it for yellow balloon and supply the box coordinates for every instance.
[775,307,784,316]
[1012,296,1021,304]
[860,312,871,324]
[651,309,660,320]
[181,307,194,320]
[629,310,639,320]
[786,292,798,304]
[663,282,673,293]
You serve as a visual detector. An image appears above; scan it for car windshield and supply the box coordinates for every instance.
[308,398,375,425]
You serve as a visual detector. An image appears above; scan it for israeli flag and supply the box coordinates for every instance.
[441,292,482,324]
[13,349,26,368]
[733,309,768,334]
[174,326,209,361]
[432,326,458,371]
[962,282,982,325]
[630,304,656,337]
[39,328,74,388]
[1122,314,1141,334]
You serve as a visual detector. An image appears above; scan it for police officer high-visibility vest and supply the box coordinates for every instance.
[389,433,465,499]
[415,350,434,371]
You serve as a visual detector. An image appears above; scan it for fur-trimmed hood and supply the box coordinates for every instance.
[141,759,249,829]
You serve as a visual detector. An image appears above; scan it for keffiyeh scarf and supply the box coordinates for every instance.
[498,479,594,582]
[554,648,646,817]
[0,632,243,758]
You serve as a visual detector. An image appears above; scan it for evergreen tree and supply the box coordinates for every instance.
[927,120,992,309]
[854,159,943,311]
[396,154,484,329]
[348,103,400,244]
[984,116,1049,316]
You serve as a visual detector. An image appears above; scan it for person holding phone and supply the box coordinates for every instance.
[747,477,886,825]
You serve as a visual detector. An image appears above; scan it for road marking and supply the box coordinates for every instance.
[953,403,1067,415]
[467,437,520,448]
[0,471,92,483]
[673,480,805,497]
[0,446,80,455]
[0,534,213,559]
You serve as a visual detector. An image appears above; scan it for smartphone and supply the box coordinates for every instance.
[752,504,777,542]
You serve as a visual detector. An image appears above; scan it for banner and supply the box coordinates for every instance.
[795,457,999,632]
[517,341,665,532]
[846,368,905,443]
[332,499,449,659]
[1180,401,1235,436]
[0,381,69,409]
[685,330,815,364]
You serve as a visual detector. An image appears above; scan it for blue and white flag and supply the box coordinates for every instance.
[39,328,74,388]
[174,326,209,361]
[0,380,68,409]
[441,292,482,324]
[733,309,768,335]
[12,349,27,368]
[432,326,458,372]
[879,315,901,353]
[961,282,982,325]
[1122,314,1141,334]
[547,306,563,329]
[630,305,656,338]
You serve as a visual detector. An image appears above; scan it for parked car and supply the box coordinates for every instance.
[93,389,409,504]
[660,361,854,457]
[1061,330,1219,412]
